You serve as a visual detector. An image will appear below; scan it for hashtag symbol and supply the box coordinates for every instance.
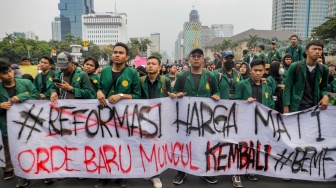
[273,149,294,171]
[13,105,45,142]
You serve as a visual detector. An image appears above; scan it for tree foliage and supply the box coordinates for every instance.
[312,17,336,40]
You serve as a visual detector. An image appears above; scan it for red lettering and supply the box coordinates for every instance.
[139,144,158,173]
[18,150,35,173]
[189,142,199,171]
[50,146,66,172]
[84,146,98,173]
[119,145,132,174]
[101,144,119,173]
[35,147,50,174]
[65,147,79,172]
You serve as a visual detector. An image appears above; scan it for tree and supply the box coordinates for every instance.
[151,52,162,59]
[65,33,75,44]
[221,38,232,51]
[139,38,151,57]
[3,33,16,44]
[246,35,258,49]
[312,17,336,40]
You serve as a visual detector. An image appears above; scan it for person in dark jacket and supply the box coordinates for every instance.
[267,62,285,113]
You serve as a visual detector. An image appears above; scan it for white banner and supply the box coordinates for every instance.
[0,131,5,167]
[7,98,336,181]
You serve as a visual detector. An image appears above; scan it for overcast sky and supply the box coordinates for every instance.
[0,0,272,56]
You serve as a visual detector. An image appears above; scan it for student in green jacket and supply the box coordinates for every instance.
[33,55,56,100]
[327,64,336,93]
[242,49,248,63]
[234,59,274,109]
[267,62,285,113]
[139,56,170,188]
[141,56,171,99]
[95,42,140,188]
[0,59,40,187]
[83,57,100,92]
[213,50,243,100]
[285,35,304,62]
[245,47,259,66]
[168,48,220,185]
[258,45,266,61]
[282,53,293,79]
[50,52,95,102]
[283,40,329,113]
[268,41,282,64]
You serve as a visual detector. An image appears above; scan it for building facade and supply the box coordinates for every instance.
[328,0,336,17]
[202,26,212,48]
[211,24,234,38]
[13,32,25,38]
[82,12,128,46]
[150,33,160,53]
[58,0,95,40]
[272,0,328,38]
[25,31,38,40]
[174,31,184,61]
[183,22,202,58]
[52,17,62,41]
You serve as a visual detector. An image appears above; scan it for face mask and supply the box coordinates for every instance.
[38,70,42,74]
[224,60,234,70]
[278,68,285,76]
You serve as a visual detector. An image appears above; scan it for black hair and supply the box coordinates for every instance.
[268,61,281,80]
[41,55,54,65]
[250,59,266,69]
[290,35,299,40]
[243,49,248,55]
[305,40,324,50]
[259,45,265,50]
[84,57,99,70]
[136,66,147,77]
[239,62,250,79]
[0,59,11,73]
[147,55,161,65]
[113,42,129,56]
[21,74,34,83]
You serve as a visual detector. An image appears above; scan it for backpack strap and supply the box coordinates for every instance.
[140,76,146,84]
[160,75,167,94]
[294,61,302,82]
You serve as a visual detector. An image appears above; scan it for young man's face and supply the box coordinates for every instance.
[305,45,323,61]
[0,68,14,82]
[39,58,52,72]
[189,53,204,69]
[250,48,255,55]
[83,60,96,75]
[146,58,161,74]
[285,57,292,65]
[112,46,129,65]
[61,62,74,75]
[271,44,276,50]
[258,47,262,53]
[250,64,265,82]
[170,65,177,74]
[290,37,298,46]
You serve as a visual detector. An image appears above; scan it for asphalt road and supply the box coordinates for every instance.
[1,169,335,188]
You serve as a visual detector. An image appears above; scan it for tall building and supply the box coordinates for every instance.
[201,26,211,47]
[211,24,234,38]
[82,12,128,46]
[150,33,160,53]
[52,17,61,41]
[174,31,184,60]
[25,31,39,40]
[272,0,328,38]
[182,9,202,57]
[328,0,336,17]
[13,32,25,38]
[189,9,200,22]
[58,0,95,40]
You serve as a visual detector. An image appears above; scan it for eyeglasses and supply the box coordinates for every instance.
[191,54,203,59]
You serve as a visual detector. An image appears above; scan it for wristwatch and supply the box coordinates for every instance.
[120,93,124,99]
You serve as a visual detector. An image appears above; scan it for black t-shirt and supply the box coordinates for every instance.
[5,85,16,98]
[250,79,262,103]
[147,78,158,99]
[226,72,235,99]
[41,74,48,93]
[191,73,202,92]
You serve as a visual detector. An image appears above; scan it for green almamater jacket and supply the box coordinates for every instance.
[89,74,100,92]
[234,77,274,108]
[0,78,40,136]
[283,60,329,112]
[34,70,59,100]
[244,55,259,64]
[173,70,220,97]
[268,49,282,64]
[140,75,171,99]
[98,66,141,99]
[258,52,266,61]
[213,68,243,99]
[52,67,96,99]
[285,45,304,62]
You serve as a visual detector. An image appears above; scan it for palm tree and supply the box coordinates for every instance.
[4,33,16,44]
[65,33,75,44]
[222,38,232,51]
[230,41,241,51]
[246,35,258,49]
[139,38,151,57]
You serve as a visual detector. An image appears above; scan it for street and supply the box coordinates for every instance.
[1,169,335,188]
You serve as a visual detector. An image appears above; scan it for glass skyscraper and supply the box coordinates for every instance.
[272,0,328,38]
[58,0,95,40]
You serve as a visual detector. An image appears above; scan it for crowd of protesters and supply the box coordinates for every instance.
[0,34,334,188]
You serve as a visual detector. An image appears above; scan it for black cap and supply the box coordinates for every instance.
[189,48,204,56]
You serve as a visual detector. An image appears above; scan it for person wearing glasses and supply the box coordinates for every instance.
[168,48,220,185]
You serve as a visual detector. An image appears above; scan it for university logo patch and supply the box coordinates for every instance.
[122,80,129,87]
